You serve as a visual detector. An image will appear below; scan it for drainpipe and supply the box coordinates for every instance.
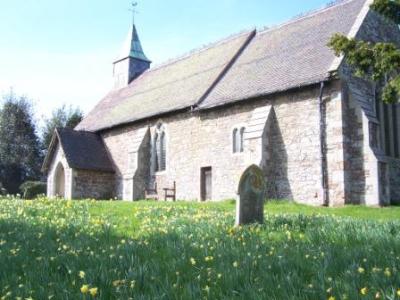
[319,81,329,206]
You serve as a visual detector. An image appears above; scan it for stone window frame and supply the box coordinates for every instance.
[153,122,168,174]
[231,124,246,155]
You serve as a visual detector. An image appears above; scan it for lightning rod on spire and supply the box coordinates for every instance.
[130,2,138,25]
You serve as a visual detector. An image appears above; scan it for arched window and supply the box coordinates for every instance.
[155,124,167,172]
[232,126,246,153]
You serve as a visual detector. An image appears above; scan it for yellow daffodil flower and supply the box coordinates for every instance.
[80,284,89,294]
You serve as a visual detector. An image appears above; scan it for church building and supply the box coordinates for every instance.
[42,0,400,206]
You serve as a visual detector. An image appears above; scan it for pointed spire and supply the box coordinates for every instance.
[114,24,151,63]
[114,2,150,64]
[112,2,151,89]
[130,24,151,62]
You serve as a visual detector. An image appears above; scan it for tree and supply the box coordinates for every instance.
[328,0,400,104]
[42,105,83,152]
[0,91,42,193]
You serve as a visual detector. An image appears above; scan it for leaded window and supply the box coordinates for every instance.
[233,126,245,153]
[155,124,166,172]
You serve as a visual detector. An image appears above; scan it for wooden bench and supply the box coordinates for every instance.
[144,182,158,201]
[163,181,176,202]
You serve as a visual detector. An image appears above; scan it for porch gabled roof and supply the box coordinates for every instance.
[42,128,114,174]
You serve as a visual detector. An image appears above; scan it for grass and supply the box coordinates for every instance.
[0,198,400,299]
[87,200,400,239]
[265,201,400,221]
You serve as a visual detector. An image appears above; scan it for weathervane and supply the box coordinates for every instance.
[130,2,138,25]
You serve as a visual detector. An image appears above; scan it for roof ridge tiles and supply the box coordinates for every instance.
[257,0,363,36]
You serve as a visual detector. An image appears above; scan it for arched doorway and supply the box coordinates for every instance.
[54,163,65,198]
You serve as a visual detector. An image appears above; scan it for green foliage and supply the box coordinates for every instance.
[41,105,83,152]
[0,199,399,299]
[328,0,400,103]
[371,0,400,24]
[19,181,46,199]
[0,90,42,193]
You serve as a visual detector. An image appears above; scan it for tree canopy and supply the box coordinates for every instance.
[42,105,83,152]
[328,0,400,103]
[0,91,42,193]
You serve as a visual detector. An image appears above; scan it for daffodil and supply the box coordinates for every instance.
[79,271,85,279]
[112,280,121,287]
[233,261,238,267]
[89,287,98,297]
[358,267,365,274]
[80,284,89,294]
[360,287,368,295]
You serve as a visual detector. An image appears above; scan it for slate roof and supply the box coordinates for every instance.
[77,0,368,132]
[199,0,367,109]
[42,128,114,173]
[76,31,255,131]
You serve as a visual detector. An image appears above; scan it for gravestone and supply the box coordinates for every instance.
[236,165,266,226]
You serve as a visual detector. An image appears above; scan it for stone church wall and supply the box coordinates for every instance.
[341,85,367,205]
[324,89,347,206]
[46,143,115,200]
[338,9,400,206]
[101,83,343,205]
[260,87,328,205]
[72,170,115,200]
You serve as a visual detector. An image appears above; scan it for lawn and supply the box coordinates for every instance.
[0,198,400,299]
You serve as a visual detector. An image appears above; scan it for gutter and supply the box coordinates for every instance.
[318,81,329,206]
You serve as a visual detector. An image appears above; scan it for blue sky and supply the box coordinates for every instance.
[0,0,331,122]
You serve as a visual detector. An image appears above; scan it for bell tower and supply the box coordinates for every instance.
[113,2,151,90]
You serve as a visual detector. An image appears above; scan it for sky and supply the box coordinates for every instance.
[0,0,331,123]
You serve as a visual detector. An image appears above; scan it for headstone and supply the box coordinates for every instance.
[236,165,266,226]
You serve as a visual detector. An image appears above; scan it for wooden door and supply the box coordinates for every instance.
[201,167,212,201]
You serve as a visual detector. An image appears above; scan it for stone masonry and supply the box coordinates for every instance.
[102,83,342,205]
[73,170,115,200]
[47,144,115,200]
